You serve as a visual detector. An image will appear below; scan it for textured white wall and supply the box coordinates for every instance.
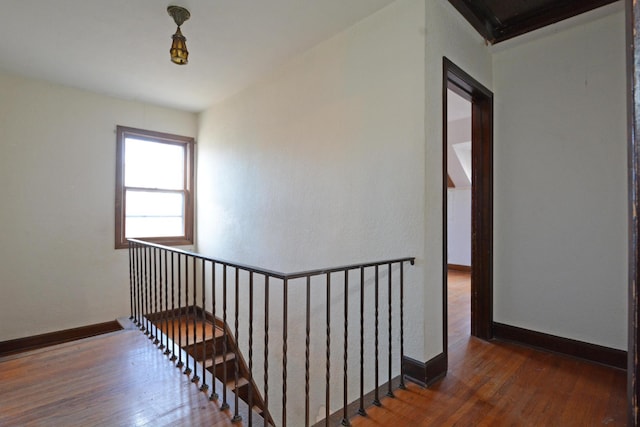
[447,188,471,266]
[0,72,197,341]
[492,10,627,349]
[197,1,432,423]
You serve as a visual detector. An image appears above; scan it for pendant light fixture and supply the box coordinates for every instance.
[167,6,190,65]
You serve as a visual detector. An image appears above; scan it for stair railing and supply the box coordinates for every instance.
[128,238,415,427]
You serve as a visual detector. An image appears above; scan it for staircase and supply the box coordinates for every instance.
[128,238,415,427]
[148,307,272,425]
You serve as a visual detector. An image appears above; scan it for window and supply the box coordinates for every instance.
[115,126,194,249]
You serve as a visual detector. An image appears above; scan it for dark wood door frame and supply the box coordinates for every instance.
[443,58,494,356]
[627,1,640,424]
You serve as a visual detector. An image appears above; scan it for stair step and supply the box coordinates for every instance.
[183,334,227,360]
[225,376,249,392]
[150,313,270,424]
[205,351,235,367]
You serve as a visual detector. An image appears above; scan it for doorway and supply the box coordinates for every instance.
[446,87,472,348]
[443,58,494,354]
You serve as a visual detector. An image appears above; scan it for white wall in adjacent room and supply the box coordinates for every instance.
[447,188,471,266]
[492,8,627,349]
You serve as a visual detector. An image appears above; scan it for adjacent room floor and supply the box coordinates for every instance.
[352,270,626,426]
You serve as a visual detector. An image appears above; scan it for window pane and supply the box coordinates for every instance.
[124,138,184,190]
[125,191,184,238]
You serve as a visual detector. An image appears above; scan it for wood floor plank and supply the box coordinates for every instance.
[351,271,626,426]
[0,329,241,426]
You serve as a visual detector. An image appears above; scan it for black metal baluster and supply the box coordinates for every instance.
[131,243,138,325]
[221,264,229,410]
[373,265,381,407]
[148,247,154,337]
[232,267,242,423]
[149,247,156,340]
[158,250,168,350]
[191,257,199,382]
[177,254,184,368]
[399,262,406,390]
[144,246,150,335]
[138,244,143,327]
[342,270,350,426]
[153,248,159,344]
[130,242,135,322]
[283,277,288,427]
[210,262,219,401]
[386,263,394,398]
[248,272,254,427]
[325,272,331,426]
[164,250,170,349]
[155,249,164,350]
[305,275,310,427]
[140,245,145,328]
[170,252,178,361]
[133,243,139,326]
[200,259,208,391]
[264,275,270,425]
[358,266,366,416]
[128,242,134,320]
[184,255,192,376]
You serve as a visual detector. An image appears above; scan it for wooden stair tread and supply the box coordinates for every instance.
[204,352,236,369]
[160,324,224,347]
[149,313,269,423]
[154,317,220,334]
[225,376,249,391]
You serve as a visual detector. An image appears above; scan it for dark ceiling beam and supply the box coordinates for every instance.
[493,0,620,43]
[448,0,498,41]
[448,0,619,44]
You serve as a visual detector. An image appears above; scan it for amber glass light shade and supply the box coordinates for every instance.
[170,27,188,65]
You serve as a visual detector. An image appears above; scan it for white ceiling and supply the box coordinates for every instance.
[0,0,396,112]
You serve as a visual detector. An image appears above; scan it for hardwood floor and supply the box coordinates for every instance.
[352,270,627,426]
[0,326,251,426]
